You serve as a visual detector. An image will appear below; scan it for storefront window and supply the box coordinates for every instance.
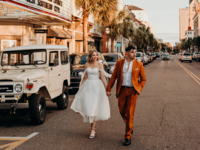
[1,40,16,50]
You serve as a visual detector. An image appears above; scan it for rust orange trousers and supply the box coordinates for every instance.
[118,87,138,139]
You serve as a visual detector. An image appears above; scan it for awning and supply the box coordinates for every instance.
[89,33,102,40]
[47,27,72,39]
[75,32,94,42]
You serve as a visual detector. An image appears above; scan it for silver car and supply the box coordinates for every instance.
[103,53,124,74]
[136,52,144,64]
[181,53,192,63]
[193,52,200,60]
[162,53,170,60]
[142,53,149,65]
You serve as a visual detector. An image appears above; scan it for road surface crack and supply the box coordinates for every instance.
[160,104,167,127]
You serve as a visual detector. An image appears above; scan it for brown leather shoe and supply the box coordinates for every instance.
[123,138,131,146]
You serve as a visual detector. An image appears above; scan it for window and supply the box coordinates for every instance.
[2,50,46,66]
[49,51,59,66]
[61,51,69,65]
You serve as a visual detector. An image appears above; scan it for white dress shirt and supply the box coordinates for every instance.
[122,59,134,87]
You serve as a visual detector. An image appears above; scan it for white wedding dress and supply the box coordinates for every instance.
[70,68,111,123]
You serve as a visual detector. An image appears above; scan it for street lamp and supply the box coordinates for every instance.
[105,28,110,53]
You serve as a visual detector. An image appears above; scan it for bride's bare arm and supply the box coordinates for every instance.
[99,63,107,88]
[80,64,88,86]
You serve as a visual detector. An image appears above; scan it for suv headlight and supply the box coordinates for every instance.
[15,84,22,93]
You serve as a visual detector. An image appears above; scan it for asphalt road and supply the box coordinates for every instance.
[1,55,200,150]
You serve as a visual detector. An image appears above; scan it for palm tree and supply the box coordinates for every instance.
[99,10,134,52]
[132,26,151,52]
[153,39,161,52]
[75,0,118,52]
[193,36,200,52]
[148,33,154,51]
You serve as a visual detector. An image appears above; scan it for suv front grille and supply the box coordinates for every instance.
[71,72,80,77]
[0,85,13,93]
[0,80,13,82]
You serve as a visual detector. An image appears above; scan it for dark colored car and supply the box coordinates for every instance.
[102,53,124,74]
[69,53,108,89]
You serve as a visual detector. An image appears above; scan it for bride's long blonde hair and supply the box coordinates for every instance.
[87,49,99,63]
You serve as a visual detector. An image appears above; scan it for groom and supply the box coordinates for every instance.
[106,46,146,146]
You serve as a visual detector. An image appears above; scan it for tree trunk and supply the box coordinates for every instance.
[111,38,114,52]
[83,15,88,53]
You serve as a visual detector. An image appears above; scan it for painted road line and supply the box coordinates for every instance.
[0,132,39,150]
[175,60,200,84]
[176,60,200,82]
[176,60,200,81]
[175,60,200,85]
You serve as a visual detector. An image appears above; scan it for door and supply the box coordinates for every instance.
[48,51,62,98]
[60,51,70,86]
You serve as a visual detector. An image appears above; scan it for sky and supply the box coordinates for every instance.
[124,0,190,46]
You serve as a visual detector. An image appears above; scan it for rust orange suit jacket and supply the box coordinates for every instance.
[106,59,146,96]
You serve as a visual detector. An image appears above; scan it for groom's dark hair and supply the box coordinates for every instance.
[125,46,136,52]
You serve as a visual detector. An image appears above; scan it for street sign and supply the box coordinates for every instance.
[11,0,72,22]
[116,43,121,47]
[35,29,48,34]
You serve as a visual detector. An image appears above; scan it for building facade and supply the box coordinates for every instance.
[125,5,154,34]
[101,0,125,54]
[0,0,97,54]
[0,0,73,51]
[179,7,189,40]
[179,0,200,40]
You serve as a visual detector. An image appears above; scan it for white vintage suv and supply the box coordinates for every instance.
[0,45,70,125]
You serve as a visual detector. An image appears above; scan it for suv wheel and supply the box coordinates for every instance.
[56,85,68,110]
[196,59,199,62]
[190,61,192,63]
[29,94,46,125]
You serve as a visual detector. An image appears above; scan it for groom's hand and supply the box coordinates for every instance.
[107,91,111,96]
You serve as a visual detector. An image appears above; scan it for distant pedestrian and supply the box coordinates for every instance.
[106,46,146,146]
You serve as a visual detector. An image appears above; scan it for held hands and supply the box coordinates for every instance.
[106,91,112,96]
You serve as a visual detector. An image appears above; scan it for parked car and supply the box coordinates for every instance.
[69,53,108,89]
[196,53,200,62]
[0,45,71,125]
[0,51,2,71]
[142,53,149,65]
[151,53,156,60]
[179,53,183,60]
[180,53,192,63]
[155,52,160,57]
[102,53,124,74]
[147,53,153,62]
[162,53,170,60]
[136,52,144,65]
[193,52,200,60]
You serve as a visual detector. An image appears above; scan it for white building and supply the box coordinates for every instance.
[125,5,154,34]
[185,29,194,39]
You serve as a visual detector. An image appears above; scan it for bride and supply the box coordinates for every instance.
[70,49,111,139]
